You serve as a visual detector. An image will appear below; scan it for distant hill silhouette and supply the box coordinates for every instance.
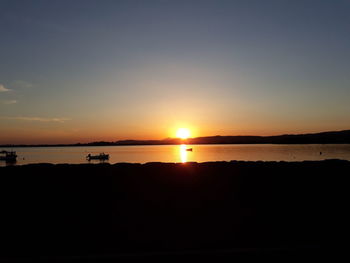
[1,129,350,147]
[114,129,350,145]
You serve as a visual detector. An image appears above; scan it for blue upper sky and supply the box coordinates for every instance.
[1,0,350,143]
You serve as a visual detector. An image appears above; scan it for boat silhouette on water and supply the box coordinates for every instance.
[86,153,109,161]
[186,148,193,151]
[0,150,17,162]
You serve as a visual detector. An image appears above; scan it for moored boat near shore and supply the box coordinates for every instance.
[86,153,109,161]
[0,151,17,162]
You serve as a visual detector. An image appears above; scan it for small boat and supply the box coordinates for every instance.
[86,153,109,161]
[0,150,17,162]
[186,148,193,152]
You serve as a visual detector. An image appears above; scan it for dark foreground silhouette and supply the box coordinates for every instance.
[0,160,348,261]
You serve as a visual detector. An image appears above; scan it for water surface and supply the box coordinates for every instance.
[1,144,350,166]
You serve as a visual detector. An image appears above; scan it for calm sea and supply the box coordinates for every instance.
[1,144,350,166]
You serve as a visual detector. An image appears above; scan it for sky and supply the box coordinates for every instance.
[1,0,350,144]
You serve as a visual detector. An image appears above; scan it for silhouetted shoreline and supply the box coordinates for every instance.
[0,160,348,261]
[1,129,350,147]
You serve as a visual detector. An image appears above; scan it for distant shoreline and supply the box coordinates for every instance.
[1,159,349,167]
[1,142,350,148]
[1,129,350,147]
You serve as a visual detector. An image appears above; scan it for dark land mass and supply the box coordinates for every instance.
[0,160,348,261]
[1,129,350,147]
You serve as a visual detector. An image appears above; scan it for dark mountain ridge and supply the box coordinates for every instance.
[1,130,350,147]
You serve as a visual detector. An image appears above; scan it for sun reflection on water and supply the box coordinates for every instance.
[180,144,188,163]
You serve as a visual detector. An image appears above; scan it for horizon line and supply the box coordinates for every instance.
[1,129,349,147]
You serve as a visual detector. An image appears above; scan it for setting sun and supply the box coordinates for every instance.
[176,128,190,139]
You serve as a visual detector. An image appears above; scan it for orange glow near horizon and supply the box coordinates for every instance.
[176,128,190,139]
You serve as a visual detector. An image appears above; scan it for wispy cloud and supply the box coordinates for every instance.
[0,84,11,92]
[0,116,71,123]
[12,80,33,89]
[3,100,17,104]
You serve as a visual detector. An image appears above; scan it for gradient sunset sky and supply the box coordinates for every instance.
[1,0,350,144]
